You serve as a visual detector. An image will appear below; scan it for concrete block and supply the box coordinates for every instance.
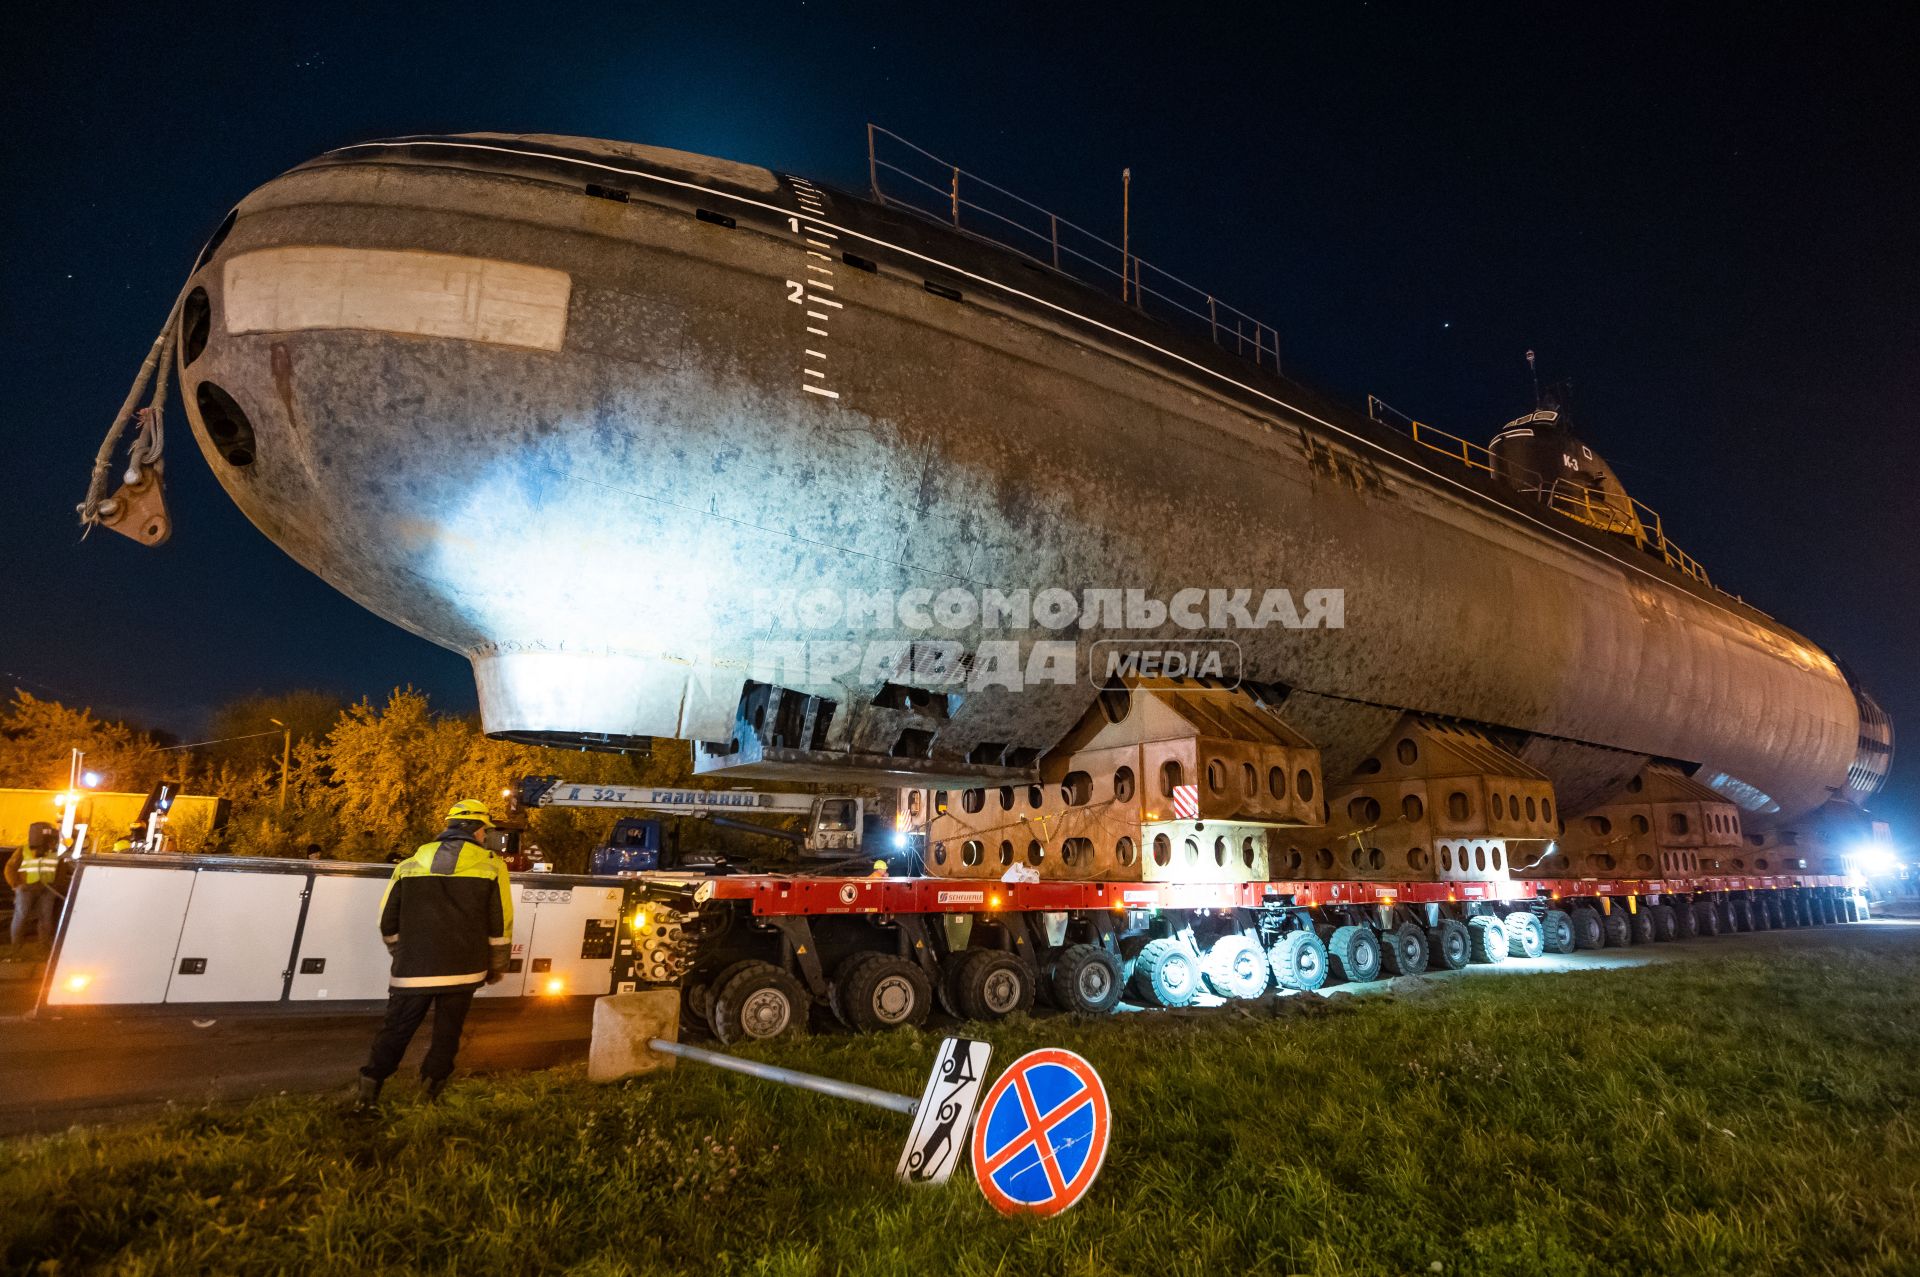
[588,990,681,1083]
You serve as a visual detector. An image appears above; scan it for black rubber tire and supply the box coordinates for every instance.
[1050,944,1125,1015]
[710,961,810,1045]
[1428,918,1472,970]
[841,955,932,1032]
[1326,925,1383,983]
[1602,910,1632,948]
[1649,904,1678,942]
[1130,938,1202,1008]
[1761,896,1782,929]
[1569,906,1605,950]
[1379,922,1430,975]
[1746,898,1770,931]
[829,952,883,1028]
[682,980,715,1026]
[937,951,972,1017]
[1540,910,1576,954]
[1695,900,1722,936]
[1503,912,1546,959]
[1728,899,1751,932]
[956,950,1036,1021]
[1468,916,1509,963]
[1202,934,1271,999]
[1269,930,1330,991]
[1673,899,1700,938]
[1716,899,1737,933]
[1629,907,1656,944]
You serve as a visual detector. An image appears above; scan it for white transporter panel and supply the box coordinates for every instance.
[46,864,197,1006]
[166,870,310,1002]
[476,883,623,1000]
[289,873,393,1002]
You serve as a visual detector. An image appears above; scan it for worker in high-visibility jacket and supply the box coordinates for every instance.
[356,799,513,1104]
[5,822,63,947]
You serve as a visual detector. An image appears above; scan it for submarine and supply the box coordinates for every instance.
[103,130,1891,832]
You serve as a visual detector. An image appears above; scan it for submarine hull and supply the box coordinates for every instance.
[177,134,1862,823]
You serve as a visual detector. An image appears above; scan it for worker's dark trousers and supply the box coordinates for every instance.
[361,987,478,1082]
[9,884,59,946]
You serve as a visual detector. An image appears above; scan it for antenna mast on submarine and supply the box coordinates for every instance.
[1526,349,1541,409]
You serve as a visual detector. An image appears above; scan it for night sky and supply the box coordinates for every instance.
[4,3,1915,828]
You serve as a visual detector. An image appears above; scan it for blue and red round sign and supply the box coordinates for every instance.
[969,1048,1110,1216]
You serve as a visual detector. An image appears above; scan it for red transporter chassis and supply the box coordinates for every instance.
[694,872,1856,915]
[636,869,1866,1044]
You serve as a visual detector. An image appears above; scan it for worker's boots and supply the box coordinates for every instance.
[423,1075,449,1103]
[353,1074,383,1109]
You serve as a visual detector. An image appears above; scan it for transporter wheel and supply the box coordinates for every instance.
[1630,908,1656,944]
[1540,910,1576,954]
[1746,898,1770,931]
[1050,944,1125,1016]
[841,955,932,1032]
[1602,911,1632,948]
[828,952,882,1028]
[1428,918,1472,971]
[937,951,972,1018]
[1130,938,1203,1008]
[1203,934,1272,1000]
[710,961,810,1045]
[1695,900,1722,936]
[1503,912,1546,959]
[682,980,715,1026]
[1569,906,1605,950]
[1716,899,1737,933]
[1327,925,1383,983]
[1379,922,1430,975]
[1468,916,1509,964]
[1650,904,1678,942]
[1762,896,1784,929]
[1673,899,1700,938]
[956,950,1036,1021]
[1269,930,1330,992]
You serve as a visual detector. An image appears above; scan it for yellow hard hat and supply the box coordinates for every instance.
[446,798,494,827]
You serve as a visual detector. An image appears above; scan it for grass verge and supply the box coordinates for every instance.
[4,945,1918,1275]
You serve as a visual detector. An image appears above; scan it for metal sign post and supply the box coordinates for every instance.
[647,1036,991,1186]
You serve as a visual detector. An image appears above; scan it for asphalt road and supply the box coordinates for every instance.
[4,914,1916,1138]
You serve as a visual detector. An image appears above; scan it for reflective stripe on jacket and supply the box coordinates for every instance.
[378,831,514,990]
[19,855,60,885]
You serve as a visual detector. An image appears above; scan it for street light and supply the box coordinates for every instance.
[269,718,291,813]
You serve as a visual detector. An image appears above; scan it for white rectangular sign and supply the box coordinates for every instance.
[896,1037,992,1185]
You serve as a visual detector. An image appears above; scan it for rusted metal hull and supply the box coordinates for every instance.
[177,134,1864,824]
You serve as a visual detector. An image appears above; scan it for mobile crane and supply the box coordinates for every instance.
[510,777,919,874]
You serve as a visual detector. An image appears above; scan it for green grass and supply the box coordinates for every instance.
[5,946,1919,1276]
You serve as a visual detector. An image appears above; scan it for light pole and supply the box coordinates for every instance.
[269,718,291,813]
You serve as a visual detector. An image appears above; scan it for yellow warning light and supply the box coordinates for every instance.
[989,893,1003,910]
[65,974,91,993]
[630,910,649,931]
[500,787,512,798]
[543,977,565,996]
[1111,898,1127,913]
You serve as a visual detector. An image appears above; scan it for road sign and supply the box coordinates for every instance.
[969,1048,1110,1216]
[896,1037,992,1185]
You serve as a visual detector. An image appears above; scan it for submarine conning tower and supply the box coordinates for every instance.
[151,129,1888,836]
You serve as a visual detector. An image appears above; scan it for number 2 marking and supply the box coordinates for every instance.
[786,280,805,304]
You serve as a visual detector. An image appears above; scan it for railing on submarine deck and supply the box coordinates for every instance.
[866,125,1285,373]
[1365,395,1714,589]
[861,128,1718,594]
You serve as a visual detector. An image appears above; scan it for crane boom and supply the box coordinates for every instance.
[522,780,821,815]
